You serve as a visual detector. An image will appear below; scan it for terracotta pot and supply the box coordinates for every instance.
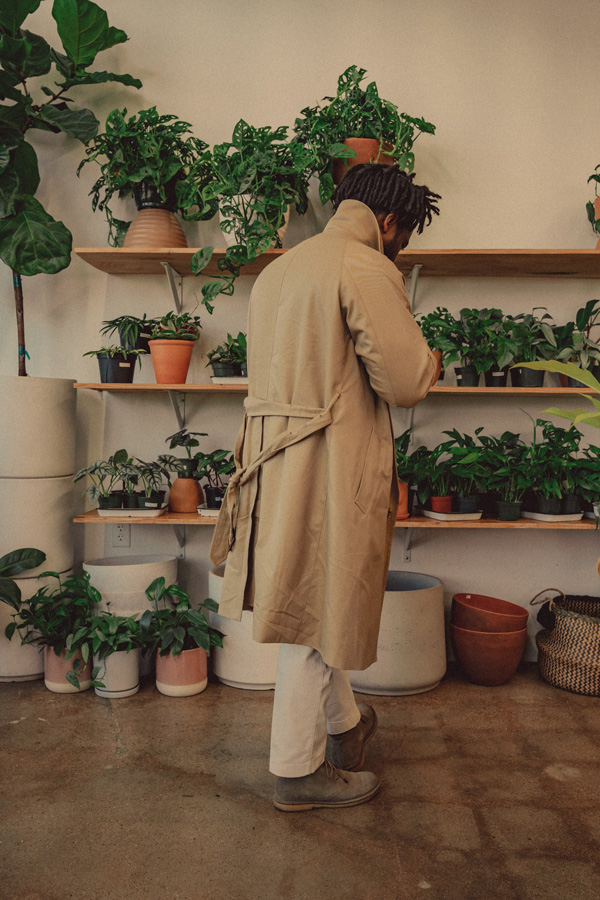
[596,197,600,250]
[44,646,92,693]
[397,480,410,520]
[452,593,529,633]
[450,623,527,686]
[149,339,194,384]
[331,138,395,185]
[431,350,443,385]
[155,647,208,696]
[168,478,203,512]
[123,209,187,248]
[430,495,453,513]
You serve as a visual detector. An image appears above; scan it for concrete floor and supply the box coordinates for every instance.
[1,663,600,900]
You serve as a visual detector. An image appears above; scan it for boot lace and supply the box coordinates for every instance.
[324,759,349,784]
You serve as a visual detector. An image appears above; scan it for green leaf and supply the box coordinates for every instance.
[0,0,42,35]
[20,29,52,78]
[0,167,20,217]
[12,140,40,195]
[191,246,214,274]
[0,577,21,607]
[56,69,142,90]
[0,194,72,276]
[52,0,125,69]
[0,547,45,576]
[38,104,99,143]
[0,71,23,102]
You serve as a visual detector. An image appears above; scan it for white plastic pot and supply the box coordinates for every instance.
[83,555,178,616]
[349,571,446,696]
[0,477,75,575]
[94,649,140,699]
[209,566,279,689]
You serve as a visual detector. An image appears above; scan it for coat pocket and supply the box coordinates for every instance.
[354,428,380,515]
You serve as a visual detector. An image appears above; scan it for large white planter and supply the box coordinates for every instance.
[349,571,446,696]
[94,649,140,699]
[83,555,178,615]
[209,566,279,690]
[0,376,75,477]
[0,477,74,575]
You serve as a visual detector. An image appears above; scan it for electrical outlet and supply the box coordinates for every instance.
[112,524,130,547]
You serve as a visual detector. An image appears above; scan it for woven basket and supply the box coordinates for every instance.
[531,589,600,696]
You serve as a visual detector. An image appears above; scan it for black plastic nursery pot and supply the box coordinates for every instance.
[496,500,522,521]
[177,458,197,478]
[138,492,165,509]
[455,494,479,514]
[210,362,238,378]
[122,492,140,509]
[97,493,123,510]
[204,486,225,509]
[484,367,509,387]
[561,493,582,515]
[513,366,544,387]
[132,179,178,211]
[535,495,561,515]
[454,365,479,387]
[118,325,153,353]
[97,353,137,384]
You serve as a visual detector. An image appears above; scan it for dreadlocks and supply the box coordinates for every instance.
[332,164,441,235]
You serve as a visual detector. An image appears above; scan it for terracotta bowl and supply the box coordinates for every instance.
[450,623,527,686]
[452,592,528,633]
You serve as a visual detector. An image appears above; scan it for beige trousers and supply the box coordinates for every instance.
[269,643,361,777]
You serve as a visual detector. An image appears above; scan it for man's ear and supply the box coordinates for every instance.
[376,212,398,234]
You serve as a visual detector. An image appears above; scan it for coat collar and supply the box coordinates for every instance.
[324,199,383,254]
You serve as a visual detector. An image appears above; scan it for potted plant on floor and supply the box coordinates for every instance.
[87,611,144,699]
[78,106,215,247]
[293,64,436,203]
[83,345,146,384]
[4,571,99,692]
[194,450,236,509]
[140,578,223,697]
[74,449,130,509]
[191,119,312,312]
[148,311,203,384]
[100,314,160,353]
[207,332,248,378]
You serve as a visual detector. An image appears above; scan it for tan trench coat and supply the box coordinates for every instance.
[210,199,437,670]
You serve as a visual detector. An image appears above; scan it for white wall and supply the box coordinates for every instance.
[3,0,600,653]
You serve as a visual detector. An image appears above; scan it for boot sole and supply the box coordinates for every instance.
[273,782,380,812]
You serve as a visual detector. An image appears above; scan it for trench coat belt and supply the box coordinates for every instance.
[210,391,342,563]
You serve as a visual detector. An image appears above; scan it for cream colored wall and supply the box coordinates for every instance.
[3,0,600,652]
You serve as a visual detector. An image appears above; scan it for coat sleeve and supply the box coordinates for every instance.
[340,248,437,408]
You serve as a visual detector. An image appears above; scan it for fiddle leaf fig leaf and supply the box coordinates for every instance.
[0,167,20,217]
[38,103,99,143]
[20,30,52,77]
[56,69,142,90]
[0,0,42,35]
[11,140,40,195]
[0,72,22,102]
[0,194,71,275]
[52,0,127,69]
[0,547,45,577]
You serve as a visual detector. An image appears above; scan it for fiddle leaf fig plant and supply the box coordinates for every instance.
[0,547,46,608]
[0,0,141,375]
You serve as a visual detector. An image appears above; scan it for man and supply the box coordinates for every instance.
[210,163,441,812]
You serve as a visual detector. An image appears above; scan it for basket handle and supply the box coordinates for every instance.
[529,588,565,608]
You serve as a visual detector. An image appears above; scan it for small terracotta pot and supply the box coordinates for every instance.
[331,138,395,185]
[450,623,527,686]
[430,495,453,513]
[397,480,410,520]
[596,197,600,249]
[44,646,92,693]
[155,647,208,697]
[431,350,443,385]
[452,593,529,633]
[149,339,194,384]
[168,478,203,512]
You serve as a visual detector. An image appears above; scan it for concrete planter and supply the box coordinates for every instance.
[0,477,75,575]
[83,555,178,615]
[349,571,446,695]
[208,566,279,689]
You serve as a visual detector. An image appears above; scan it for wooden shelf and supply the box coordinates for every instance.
[73,382,595,395]
[74,509,597,530]
[74,247,600,279]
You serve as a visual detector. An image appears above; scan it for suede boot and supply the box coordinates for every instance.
[274,760,379,812]
[326,703,377,771]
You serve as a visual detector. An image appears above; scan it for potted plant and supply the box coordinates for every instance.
[452,308,517,387]
[394,429,413,518]
[194,449,236,509]
[586,166,600,245]
[83,345,146,384]
[100,314,160,353]
[163,429,208,477]
[147,310,203,384]
[0,0,140,377]
[415,307,460,382]
[160,429,207,512]
[509,309,557,386]
[207,332,248,378]
[554,299,600,385]
[527,418,582,514]
[292,64,436,204]
[77,106,214,247]
[4,571,99,693]
[0,548,46,609]
[191,119,312,312]
[140,578,223,697]
[134,459,171,509]
[87,611,144,699]
[444,428,486,512]
[481,432,531,520]
[74,448,130,509]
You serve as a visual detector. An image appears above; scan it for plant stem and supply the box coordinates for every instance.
[13,270,27,377]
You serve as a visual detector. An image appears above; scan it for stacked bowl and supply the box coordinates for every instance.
[450,592,528,686]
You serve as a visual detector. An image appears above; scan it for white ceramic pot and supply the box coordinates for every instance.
[219,201,290,248]
[349,571,446,696]
[0,476,74,575]
[208,566,279,689]
[94,649,140,699]
[83,555,178,615]
[0,376,75,477]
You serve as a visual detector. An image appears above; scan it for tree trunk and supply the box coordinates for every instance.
[13,270,27,376]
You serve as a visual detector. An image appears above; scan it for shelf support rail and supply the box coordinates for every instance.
[407,264,422,311]
[168,390,186,430]
[172,525,186,551]
[403,527,413,562]
[161,262,184,312]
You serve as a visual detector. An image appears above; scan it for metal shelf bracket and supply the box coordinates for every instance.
[167,390,185,430]
[172,525,186,550]
[161,262,184,312]
[407,264,423,311]
[403,527,413,562]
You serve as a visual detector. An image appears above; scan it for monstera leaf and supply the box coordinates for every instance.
[0,195,71,275]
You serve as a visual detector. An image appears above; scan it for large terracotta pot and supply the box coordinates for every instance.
[44,646,92,693]
[155,647,207,696]
[149,339,194,384]
[331,138,395,185]
[123,209,187,248]
[596,197,600,250]
[450,623,527,686]
[452,593,529,633]
[168,478,203,512]
[396,481,410,520]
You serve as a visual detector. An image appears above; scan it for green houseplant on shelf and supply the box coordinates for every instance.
[194,449,236,508]
[480,432,532,520]
[414,307,460,381]
[509,309,557,386]
[191,120,313,313]
[148,310,203,384]
[443,428,486,513]
[140,578,223,697]
[162,429,208,477]
[86,611,144,698]
[74,448,130,509]
[4,570,99,692]
[0,0,140,376]
[394,429,413,518]
[553,299,600,385]
[293,64,435,204]
[100,313,159,352]
[134,459,171,509]
[586,166,600,241]
[207,332,248,377]
[78,106,215,247]
[83,345,146,384]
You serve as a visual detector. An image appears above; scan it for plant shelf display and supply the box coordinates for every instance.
[73,383,598,395]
